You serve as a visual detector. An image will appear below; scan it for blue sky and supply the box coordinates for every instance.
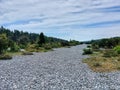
[0,0,120,41]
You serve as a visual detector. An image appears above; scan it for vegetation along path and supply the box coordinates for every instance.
[0,45,120,90]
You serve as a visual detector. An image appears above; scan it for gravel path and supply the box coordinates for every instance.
[0,45,120,90]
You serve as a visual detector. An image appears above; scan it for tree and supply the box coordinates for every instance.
[0,34,9,54]
[18,35,30,45]
[38,32,45,46]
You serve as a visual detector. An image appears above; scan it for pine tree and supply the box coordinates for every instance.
[38,32,45,46]
[0,34,9,54]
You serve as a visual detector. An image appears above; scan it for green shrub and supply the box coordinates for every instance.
[69,40,80,46]
[103,50,118,58]
[43,43,52,50]
[26,44,39,52]
[87,45,91,48]
[114,46,120,54]
[11,43,20,52]
[83,48,93,55]
[51,42,61,48]
[61,41,70,46]
[0,54,12,60]
[92,43,99,49]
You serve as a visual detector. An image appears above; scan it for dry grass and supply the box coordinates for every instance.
[83,51,120,72]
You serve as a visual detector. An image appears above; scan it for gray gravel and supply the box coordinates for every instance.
[0,45,120,90]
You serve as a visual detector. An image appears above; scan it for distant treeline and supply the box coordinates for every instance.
[0,26,80,54]
[85,37,120,49]
[0,26,69,45]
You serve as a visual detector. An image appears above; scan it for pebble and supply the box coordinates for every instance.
[0,45,120,90]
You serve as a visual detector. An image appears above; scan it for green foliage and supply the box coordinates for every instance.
[87,45,91,48]
[18,35,30,46]
[0,26,80,54]
[103,50,118,58]
[8,41,20,52]
[0,26,39,46]
[91,37,120,49]
[38,32,45,46]
[0,34,9,54]
[61,41,70,46]
[92,43,99,49]
[26,44,39,52]
[114,46,120,54]
[42,43,52,50]
[83,48,93,55]
[51,42,61,48]
[69,40,80,46]
[11,43,20,52]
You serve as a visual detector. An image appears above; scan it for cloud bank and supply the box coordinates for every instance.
[0,0,120,41]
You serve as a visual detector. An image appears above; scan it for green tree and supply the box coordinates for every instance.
[38,32,45,46]
[0,34,9,54]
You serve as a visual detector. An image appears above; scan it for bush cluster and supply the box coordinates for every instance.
[103,50,118,58]
[83,48,93,55]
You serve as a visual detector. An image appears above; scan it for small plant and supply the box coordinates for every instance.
[83,48,93,55]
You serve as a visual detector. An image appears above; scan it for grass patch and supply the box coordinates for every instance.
[0,54,12,60]
[6,52,22,56]
[83,51,120,72]
[102,49,118,58]
[22,52,33,55]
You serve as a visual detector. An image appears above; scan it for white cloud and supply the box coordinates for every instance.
[0,0,120,41]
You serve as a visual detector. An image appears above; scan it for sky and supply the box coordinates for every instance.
[0,0,120,41]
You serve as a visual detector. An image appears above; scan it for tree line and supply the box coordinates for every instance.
[0,26,80,54]
[90,37,120,49]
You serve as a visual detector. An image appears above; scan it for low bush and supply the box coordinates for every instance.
[51,42,61,48]
[103,50,118,58]
[83,48,93,55]
[87,45,91,48]
[10,43,20,52]
[0,54,12,60]
[114,46,120,54]
[22,52,33,55]
[43,43,52,50]
[61,41,70,46]
[69,40,80,46]
[92,43,99,49]
[26,44,39,52]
